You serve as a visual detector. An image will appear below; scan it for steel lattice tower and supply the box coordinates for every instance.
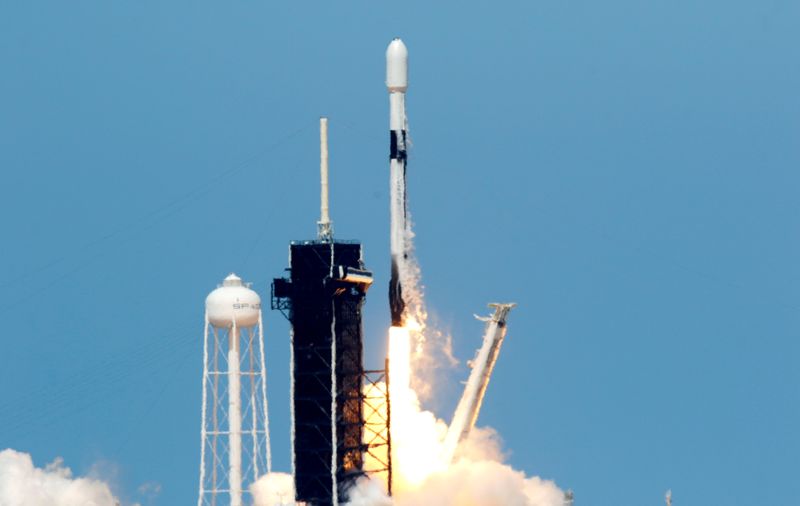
[198,273,272,506]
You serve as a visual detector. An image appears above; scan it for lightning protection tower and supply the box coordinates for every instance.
[198,273,272,506]
[272,118,377,505]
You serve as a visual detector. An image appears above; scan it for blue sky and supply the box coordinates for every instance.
[1,1,798,504]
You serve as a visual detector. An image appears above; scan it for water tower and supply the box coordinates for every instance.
[198,273,272,506]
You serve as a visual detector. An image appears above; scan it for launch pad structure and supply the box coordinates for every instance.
[272,118,392,506]
[272,241,369,505]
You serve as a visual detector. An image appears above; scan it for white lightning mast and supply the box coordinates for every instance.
[318,117,333,242]
[198,274,272,506]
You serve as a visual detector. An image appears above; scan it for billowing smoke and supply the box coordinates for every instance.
[392,460,564,506]
[250,472,294,506]
[0,449,123,506]
[355,386,565,506]
[344,478,393,506]
[348,460,564,506]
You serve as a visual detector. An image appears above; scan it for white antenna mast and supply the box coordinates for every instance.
[665,489,672,506]
[318,117,333,241]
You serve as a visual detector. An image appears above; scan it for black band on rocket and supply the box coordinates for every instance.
[390,130,407,161]
[389,259,405,326]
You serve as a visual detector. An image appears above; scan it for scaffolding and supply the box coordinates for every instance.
[273,240,373,506]
[362,360,393,496]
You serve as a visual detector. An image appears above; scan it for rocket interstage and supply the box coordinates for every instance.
[387,38,410,327]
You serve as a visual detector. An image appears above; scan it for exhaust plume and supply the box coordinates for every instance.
[360,332,566,505]
[354,393,566,506]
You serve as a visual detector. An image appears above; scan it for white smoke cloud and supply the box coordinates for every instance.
[250,472,294,506]
[0,448,124,506]
[398,460,564,506]
[347,458,564,506]
[344,478,393,506]
[355,388,566,506]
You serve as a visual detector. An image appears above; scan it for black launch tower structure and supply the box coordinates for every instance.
[272,240,373,505]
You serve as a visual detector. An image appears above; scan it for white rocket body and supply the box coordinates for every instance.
[387,38,410,327]
[442,304,516,466]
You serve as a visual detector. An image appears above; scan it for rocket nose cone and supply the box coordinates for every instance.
[387,38,408,59]
[386,38,408,92]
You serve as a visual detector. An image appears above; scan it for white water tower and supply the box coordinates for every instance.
[198,273,272,506]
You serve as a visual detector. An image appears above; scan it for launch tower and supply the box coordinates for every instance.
[272,118,376,505]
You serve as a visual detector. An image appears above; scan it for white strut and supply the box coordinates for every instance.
[442,303,516,466]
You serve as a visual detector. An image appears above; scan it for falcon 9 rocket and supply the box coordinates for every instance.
[387,38,410,327]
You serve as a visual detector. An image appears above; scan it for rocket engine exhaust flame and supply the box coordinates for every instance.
[357,310,564,506]
[386,325,448,490]
[388,326,411,405]
[357,320,565,506]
